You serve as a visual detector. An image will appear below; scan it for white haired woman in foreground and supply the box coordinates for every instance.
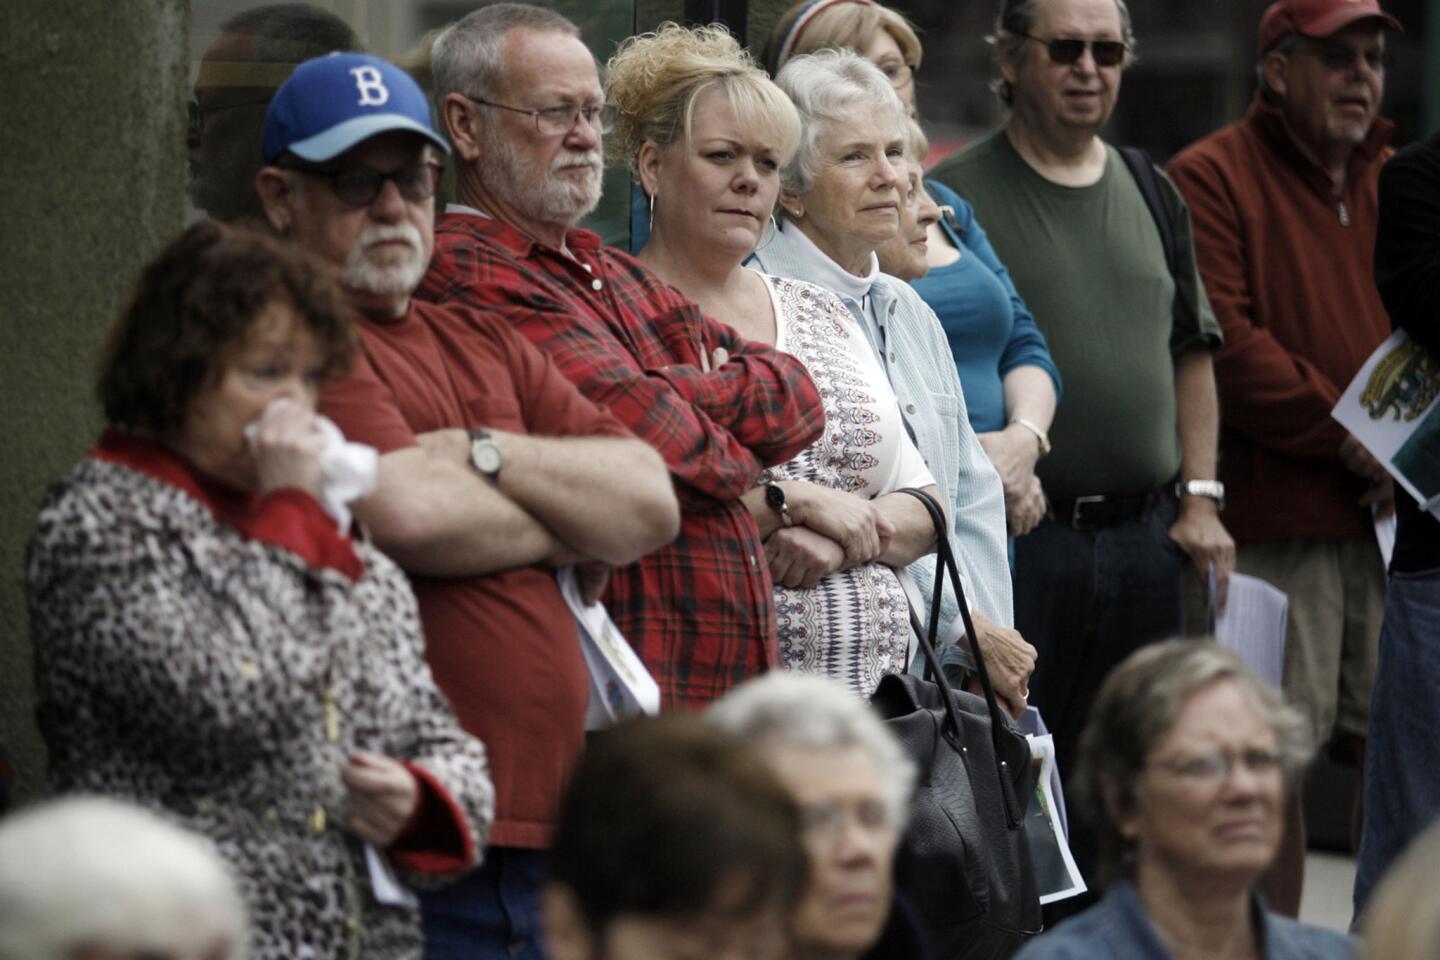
[0,796,247,960]
[707,672,920,960]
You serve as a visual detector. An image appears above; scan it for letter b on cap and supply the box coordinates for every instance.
[351,66,390,107]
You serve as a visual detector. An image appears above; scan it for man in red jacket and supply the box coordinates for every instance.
[1167,0,1402,917]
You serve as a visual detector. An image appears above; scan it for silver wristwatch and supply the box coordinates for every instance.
[469,429,503,482]
[1174,479,1225,510]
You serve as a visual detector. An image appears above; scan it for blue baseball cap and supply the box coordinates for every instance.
[261,52,451,164]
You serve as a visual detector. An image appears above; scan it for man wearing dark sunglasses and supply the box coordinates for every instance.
[929,0,1231,917]
[255,51,682,960]
[1167,0,1402,919]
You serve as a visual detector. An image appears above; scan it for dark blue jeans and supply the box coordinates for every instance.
[421,847,546,960]
[1014,496,1185,905]
[1353,569,1440,921]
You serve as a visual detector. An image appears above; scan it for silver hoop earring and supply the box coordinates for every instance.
[756,214,780,252]
[648,192,655,232]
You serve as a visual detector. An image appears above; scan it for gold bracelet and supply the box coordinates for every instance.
[1009,417,1052,457]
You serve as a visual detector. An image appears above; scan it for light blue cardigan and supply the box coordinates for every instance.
[750,222,1013,631]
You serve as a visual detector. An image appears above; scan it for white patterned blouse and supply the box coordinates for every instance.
[760,273,935,697]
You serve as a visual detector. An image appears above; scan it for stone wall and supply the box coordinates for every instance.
[0,0,189,804]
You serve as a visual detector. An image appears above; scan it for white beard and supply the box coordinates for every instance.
[341,222,427,297]
[481,125,603,227]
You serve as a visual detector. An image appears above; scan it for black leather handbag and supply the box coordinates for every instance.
[871,488,1043,960]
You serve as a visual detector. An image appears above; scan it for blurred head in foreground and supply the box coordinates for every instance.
[1359,819,1440,959]
[543,717,808,960]
[0,796,247,960]
[708,672,916,960]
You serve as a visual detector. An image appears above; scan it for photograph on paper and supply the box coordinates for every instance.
[1333,331,1440,520]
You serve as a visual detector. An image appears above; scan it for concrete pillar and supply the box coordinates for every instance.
[0,0,188,805]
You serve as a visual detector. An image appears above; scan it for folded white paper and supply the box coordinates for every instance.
[365,843,419,910]
[557,567,660,730]
[1214,573,1288,688]
[1374,508,1396,571]
[1026,733,1087,905]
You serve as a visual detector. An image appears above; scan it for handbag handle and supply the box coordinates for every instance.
[897,487,1025,828]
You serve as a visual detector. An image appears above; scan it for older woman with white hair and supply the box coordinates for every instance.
[766,0,1061,541]
[875,120,944,284]
[751,49,1033,716]
[607,23,940,697]
[0,796,248,960]
[707,672,921,960]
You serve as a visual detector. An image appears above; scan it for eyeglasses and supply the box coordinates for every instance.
[1290,44,1392,73]
[798,798,891,845]
[1017,33,1128,68]
[284,160,443,208]
[873,60,917,91]
[1152,748,1282,784]
[465,95,617,136]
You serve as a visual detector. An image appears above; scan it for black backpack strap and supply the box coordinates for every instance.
[1117,144,1175,269]
[1118,143,1180,322]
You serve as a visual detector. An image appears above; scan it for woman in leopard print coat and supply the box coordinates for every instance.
[26,223,494,960]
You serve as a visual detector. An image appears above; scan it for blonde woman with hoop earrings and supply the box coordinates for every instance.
[607,22,942,697]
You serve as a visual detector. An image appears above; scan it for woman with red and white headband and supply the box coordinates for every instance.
[768,0,1062,546]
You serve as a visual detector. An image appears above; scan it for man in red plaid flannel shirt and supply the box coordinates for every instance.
[420,5,825,709]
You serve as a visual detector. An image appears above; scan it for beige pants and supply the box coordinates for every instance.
[1238,535,1386,744]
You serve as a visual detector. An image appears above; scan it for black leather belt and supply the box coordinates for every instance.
[1049,490,1166,531]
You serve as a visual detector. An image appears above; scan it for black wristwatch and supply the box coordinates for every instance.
[469,429,503,482]
[765,480,793,527]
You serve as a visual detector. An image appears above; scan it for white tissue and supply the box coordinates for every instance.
[313,415,378,532]
[245,399,378,532]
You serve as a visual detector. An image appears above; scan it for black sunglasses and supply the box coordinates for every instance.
[283,159,443,208]
[1018,33,1128,67]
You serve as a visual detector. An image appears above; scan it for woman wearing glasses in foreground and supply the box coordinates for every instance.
[1014,640,1350,960]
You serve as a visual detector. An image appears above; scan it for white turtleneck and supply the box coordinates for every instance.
[778,220,887,348]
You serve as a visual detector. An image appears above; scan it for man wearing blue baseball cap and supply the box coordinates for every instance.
[254,51,680,960]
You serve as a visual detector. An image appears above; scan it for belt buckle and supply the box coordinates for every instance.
[1071,494,1106,530]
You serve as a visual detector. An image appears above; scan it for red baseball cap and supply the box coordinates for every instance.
[1258,0,1402,54]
